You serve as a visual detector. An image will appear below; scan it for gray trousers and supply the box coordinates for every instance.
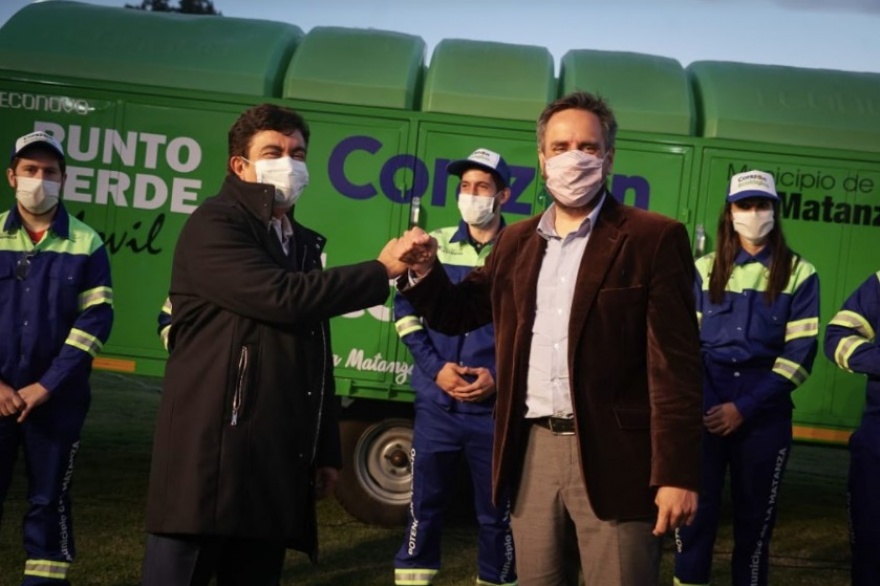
[510,424,661,586]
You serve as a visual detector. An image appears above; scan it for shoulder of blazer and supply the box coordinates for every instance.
[607,198,681,237]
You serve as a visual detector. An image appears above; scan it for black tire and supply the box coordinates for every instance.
[335,418,413,526]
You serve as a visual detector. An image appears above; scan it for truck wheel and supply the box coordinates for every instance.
[336,418,413,526]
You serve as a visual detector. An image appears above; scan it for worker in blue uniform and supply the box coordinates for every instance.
[0,131,114,586]
[824,270,880,586]
[393,148,516,586]
[674,170,819,586]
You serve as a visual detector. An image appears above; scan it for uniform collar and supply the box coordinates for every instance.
[450,216,507,245]
[734,244,773,267]
[3,202,71,240]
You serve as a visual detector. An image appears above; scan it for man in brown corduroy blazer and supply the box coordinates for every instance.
[396,91,703,586]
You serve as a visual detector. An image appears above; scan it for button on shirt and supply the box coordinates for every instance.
[525,193,606,419]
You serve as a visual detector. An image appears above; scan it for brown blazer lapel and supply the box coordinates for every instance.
[568,195,627,351]
[513,221,547,324]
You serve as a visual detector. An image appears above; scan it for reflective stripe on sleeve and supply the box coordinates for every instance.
[772,357,809,386]
[78,285,113,311]
[834,335,870,372]
[696,311,703,329]
[160,325,171,351]
[65,328,104,357]
[829,310,875,341]
[162,297,172,314]
[395,316,423,338]
[24,559,70,579]
[784,317,819,342]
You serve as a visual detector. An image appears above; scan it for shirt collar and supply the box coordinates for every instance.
[3,202,70,240]
[269,213,293,241]
[734,244,773,267]
[537,190,607,241]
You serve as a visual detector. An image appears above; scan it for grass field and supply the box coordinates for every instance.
[0,372,853,585]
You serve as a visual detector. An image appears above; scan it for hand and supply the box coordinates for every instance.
[450,367,496,402]
[653,486,698,536]
[315,466,339,499]
[703,402,743,436]
[434,363,471,397]
[0,381,25,418]
[397,228,437,277]
[378,238,408,279]
[16,382,51,423]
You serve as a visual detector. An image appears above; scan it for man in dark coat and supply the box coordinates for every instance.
[141,103,405,585]
[396,91,703,586]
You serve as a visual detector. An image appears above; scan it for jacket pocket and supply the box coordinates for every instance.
[230,345,250,426]
[613,407,650,430]
[48,261,83,321]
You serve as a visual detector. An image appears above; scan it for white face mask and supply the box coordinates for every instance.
[544,150,606,208]
[16,176,61,215]
[732,208,775,244]
[457,193,497,226]
[252,157,309,210]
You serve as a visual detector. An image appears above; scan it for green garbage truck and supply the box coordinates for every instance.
[0,0,878,525]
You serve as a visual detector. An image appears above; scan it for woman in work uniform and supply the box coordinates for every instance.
[673,170,820,586]
[825,270,880,586]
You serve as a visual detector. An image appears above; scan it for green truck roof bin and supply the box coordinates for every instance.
[283,26,426,110]
[689,60,880,154]
[422,39,555,122]
[0,0,301,97]
[559,49,694,136]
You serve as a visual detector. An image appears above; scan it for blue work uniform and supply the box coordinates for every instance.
[824,270,880,586]
[674,247,819,586]
[393,220,516,586]
[0,203,114,586]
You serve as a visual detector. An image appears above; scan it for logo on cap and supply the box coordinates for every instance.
[446,147,511,188]
[11,131,65,162]
[727,170,778,203]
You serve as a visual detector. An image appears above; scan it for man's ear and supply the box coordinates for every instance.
[229,155,247,180]
[6,168,16,189]
[497,186,512,206]
[604,147,616,175]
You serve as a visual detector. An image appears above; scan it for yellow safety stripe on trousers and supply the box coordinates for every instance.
[784,317,819,342]
[394,567,438,585]
[395,315,423,338]
[476,579,519,586]
[696,311,702,329]
[24,559,71,579]
[65,327,104,357]
[78,285,113,311]
[829,309,876,341]
[673,578,709,586]
[772,357,809,386]
[834,335,870,372]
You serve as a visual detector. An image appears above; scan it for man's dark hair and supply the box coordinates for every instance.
[11,144,66,175]
[227,103,310,171]
[536,91,618,151]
